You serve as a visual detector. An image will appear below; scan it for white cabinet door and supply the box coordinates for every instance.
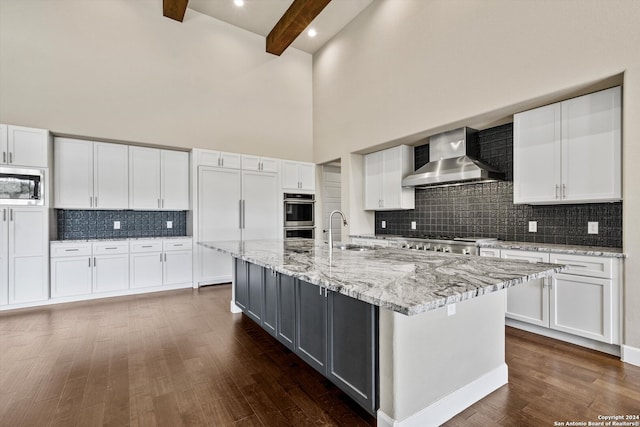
[51,256,92,297]
[163,251,192,286]
[381,146,402,208]
[561,86,621,202]
[94,142,129,209]
[282,161,301,190]
[161,150,189,210]
[0,209,7,305]
[197,167,241,283]
[513,103,562,204]
[93,254,129,293]
[8,207,48,303]
[220,152,242,169]
[364,151,382,210]
[260,157,279,174]
[501,250,550,327]
[241,155,261,171]
[129,146,161,209]
[550,273,613,343]
[298,162,315,191]
[242,171,279,240]
[6,125,49,167]
[54,137,93,209]
[130,252,163,289]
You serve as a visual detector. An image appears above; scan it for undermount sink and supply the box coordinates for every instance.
[333,243,374,251]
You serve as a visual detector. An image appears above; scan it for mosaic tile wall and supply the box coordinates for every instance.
[57,210,187,240]
[375,123,623,247]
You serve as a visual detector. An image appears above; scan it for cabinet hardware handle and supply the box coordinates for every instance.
[161,199,164,208]
[242,200,246,229]
[95,196,98,207]
[105,247,117,250]
[239,200,243,228]
[174,244,183,247]
[563,184,567,198]
[90,196,93,207]
[2,152,5,163]
[555,184,559,199]
[9,209,12,221]
[160,253,163,262]
[221,157,224,167]
[142,245,153,248]
[2,209,5,221]
[8,152,12,163]
[65,248,79,252]
[158,198,161,208]
[89,257,91,267]
[164,253,167,262]
[94,257,96,265]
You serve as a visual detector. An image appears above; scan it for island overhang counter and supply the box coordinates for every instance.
[199,239,565,426]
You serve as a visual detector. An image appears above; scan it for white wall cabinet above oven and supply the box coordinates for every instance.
[0,124,50,168]
[54,138,129,209]
[195,149,242,170]
[282,161,315,192]
[129,147,189,210]
[364,145,414,211]
[242,155,279,174]
[513,86,621,204]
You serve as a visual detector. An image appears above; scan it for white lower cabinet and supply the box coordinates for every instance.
[479,248,620,345]
[130,238,192,289]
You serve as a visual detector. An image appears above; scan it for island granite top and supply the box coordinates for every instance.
[199,239,566,316]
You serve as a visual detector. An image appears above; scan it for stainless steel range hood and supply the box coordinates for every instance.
[401,127,503,188]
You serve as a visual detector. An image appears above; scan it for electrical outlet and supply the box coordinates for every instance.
[381,220,386,229]
[528,221,537,233]
[113,221,120,230]
[411,221,417,230]
[447,303,456,316]
[588,221,598,234]
[167,221,173,229]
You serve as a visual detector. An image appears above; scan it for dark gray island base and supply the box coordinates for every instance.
[199,239,565,426]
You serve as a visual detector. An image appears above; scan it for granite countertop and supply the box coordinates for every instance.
[199,239,565,316]
[51,236,192,243]
[350,235,625,258]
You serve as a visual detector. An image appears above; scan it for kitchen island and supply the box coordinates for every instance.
[199,239,565,426]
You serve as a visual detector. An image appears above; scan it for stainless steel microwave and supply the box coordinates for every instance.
[0,167,45,205]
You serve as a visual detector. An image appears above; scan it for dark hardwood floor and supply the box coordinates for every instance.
[1,285,639,426]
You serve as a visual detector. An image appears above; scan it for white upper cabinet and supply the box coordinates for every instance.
[364,145,414,210]
[55,138,128,209]
[282,161,315,191]
[242,155,279,174]
[0,124,50,168]
[196,149,242,169]
[129,147,189,210]
[514,86,621,204]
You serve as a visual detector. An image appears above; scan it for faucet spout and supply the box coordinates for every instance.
[328,210,348,263]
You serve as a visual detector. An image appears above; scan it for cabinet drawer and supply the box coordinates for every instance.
[502,250,550,264]
[163,238,192,252]
[479,248,501,258]
[130,240,163,253]
[51,242,92,257]
[550,253,612,279]
[93,241,129,255]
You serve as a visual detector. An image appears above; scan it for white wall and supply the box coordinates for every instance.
[313,0,640,349]
[0,0,313,161]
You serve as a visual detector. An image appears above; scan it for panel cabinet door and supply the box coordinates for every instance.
[242,171,279,240]
[163,250,193,286]
[94,142,129,209]
[129,252,163,289]
[51,257,92,298]
[54,137,93,209]
[234,259,248,311]
[8,207,48,303]
[501,250,550,327]
[296,279,327,375]
[93,254,129,293]
[129,146,161,210]
[259,157,279,174]
[247,262,263,323]
[327,291,377,414]
[161,150,189,210]
[381,146,401,209]
[561,86,621,202]
[277,274,296,350]
[298,163,315,191]
[7,125,49,167]
[197,167,241,284]
[513,103,562,204]
[281,161,300,190]
[550,273,613,343]
[364,151,381,210]
[263,269,278,337]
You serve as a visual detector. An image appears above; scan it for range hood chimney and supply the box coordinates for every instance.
[401,127,503,188]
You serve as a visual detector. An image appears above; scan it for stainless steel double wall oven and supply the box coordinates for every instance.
[283,193,315,239]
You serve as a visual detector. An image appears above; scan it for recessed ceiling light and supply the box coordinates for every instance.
[234,0,244,7]
[307,28,317,38]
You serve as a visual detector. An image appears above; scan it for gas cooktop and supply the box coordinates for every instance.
[395,236,498,255]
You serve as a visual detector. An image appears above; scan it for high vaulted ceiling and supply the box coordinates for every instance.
[187,0,374,54]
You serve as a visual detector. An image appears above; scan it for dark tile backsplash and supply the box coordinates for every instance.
[57,210,187,240]
[376,123,623,248]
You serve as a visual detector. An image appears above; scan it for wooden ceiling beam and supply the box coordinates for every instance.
[266,0,332,56]
[163,0,189,22]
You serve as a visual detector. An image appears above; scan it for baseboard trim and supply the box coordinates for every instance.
[230,300,242,313]
[376,363,508,427]
[621,345,640,367]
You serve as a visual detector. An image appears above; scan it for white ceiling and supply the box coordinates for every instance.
[188,0,374,54]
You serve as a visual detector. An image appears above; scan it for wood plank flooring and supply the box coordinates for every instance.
[1,285,639,426]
